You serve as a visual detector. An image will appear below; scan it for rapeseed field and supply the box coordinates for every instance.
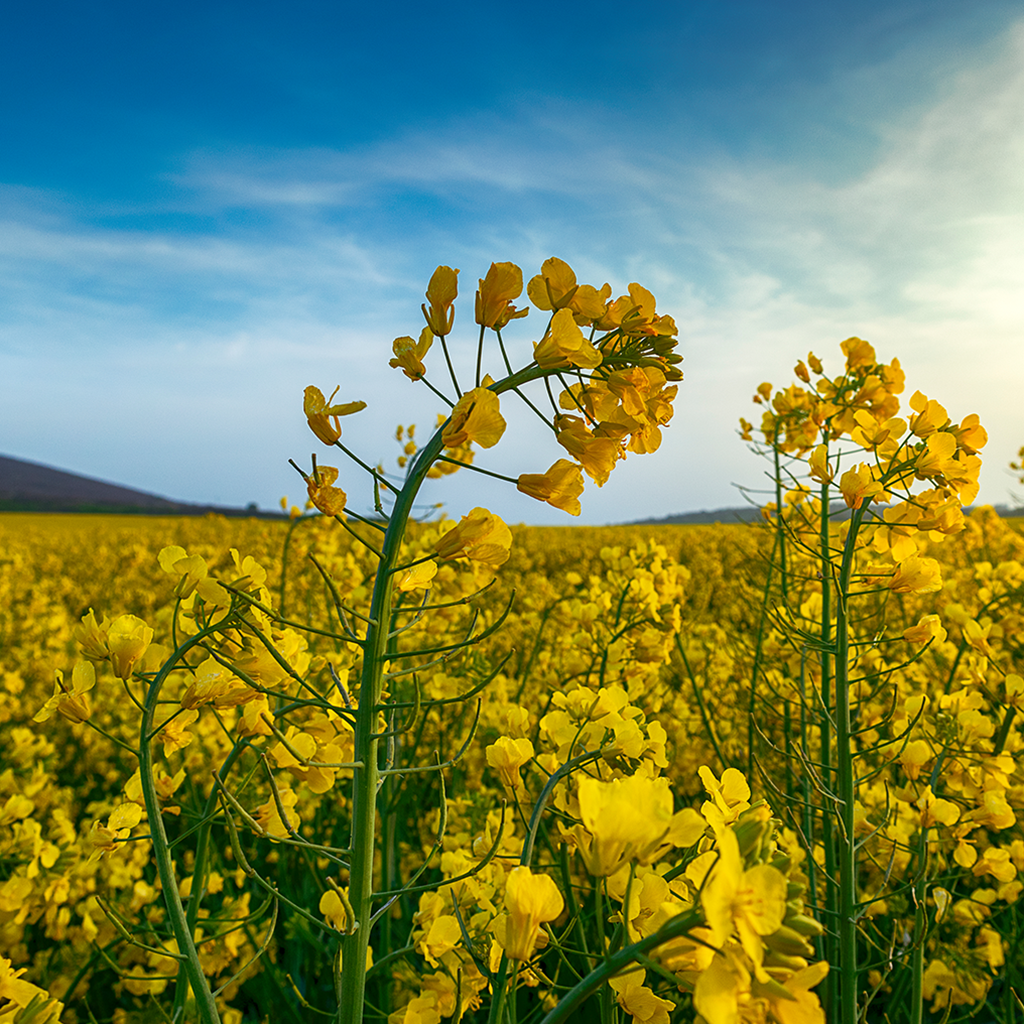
[2,259,1021,1024]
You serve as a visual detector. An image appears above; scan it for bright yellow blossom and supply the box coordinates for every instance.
[576,774,705,876]
[485,736,534,792]
[903,615,947,644]
[0,955,64,1023]
[421,265,459,336]
[608,968,675,1024]
[158,545,209,598]
[517,459,585,516]
[533,307,603,369]
[527,256,578,310]
[34,660,96,724]
[390,328,435,380]
[434,508,512,571]
[700,826,787,979]
[555,415,621,487]
[908,390,949,438]
[475,262,529,330]
[839,463,884,509]
[500,866,564,961]
[306,464,347,516]
[807,445,833,484]
[394,560,438,592]
[107,614,154,680]
[889,556,942,595]
[442,387,506,449]
[74,607,110,661]
[303,385,366,445]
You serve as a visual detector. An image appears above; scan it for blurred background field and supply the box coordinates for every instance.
[2,506,1022,1021]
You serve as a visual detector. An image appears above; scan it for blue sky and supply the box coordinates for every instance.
[2,0,1022,524]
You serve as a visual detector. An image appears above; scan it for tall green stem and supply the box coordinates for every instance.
[337,430,444,1020]
[337,365,552,1022]
[140,625,228,1024]
[818,479,838,1017]
[833,505,866,1024]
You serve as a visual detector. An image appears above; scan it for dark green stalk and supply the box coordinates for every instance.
[536,909,703,1024]
[819,477,838,1018]
[833,504,867,1024]
[337,364,556,1022]
[140,623,229,1024]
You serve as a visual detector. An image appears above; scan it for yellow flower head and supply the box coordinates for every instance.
[950,413,987,455]
[807,444,833,484]
[34,660,96,724]
[74,607,110,661]
[908,390,949,438]
[533,308,603,370]
[303,385,366,445]
[394,559,438,593]
[0,956,65,1023]
[903,614,947,645]
[576,774,705,876]
[180,656,255,710]
[841,336,876,370]
[158,545,209,598]
[889,556,943,595]
[838,463,884,510]
[700,827,787,980]
[107,614,154,680]
[475,262,529,330]
[555,415,621,488]
[526,257,578,311]
[422,265,459,336]
[306,464,347,516]
[517,459,585,516]
[609,969,675,1024]
[434,508,512,571]
[442,387,506,449]
[485,736,535,791]
[501,866,564,961]
[390,328,434,380]
[915,431,958,480]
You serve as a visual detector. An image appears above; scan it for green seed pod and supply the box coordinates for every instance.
[765,924,817,958]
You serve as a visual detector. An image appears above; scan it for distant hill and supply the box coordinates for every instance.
[0,453,270,516]
[631,503,1022,526]
[631,506,763,525]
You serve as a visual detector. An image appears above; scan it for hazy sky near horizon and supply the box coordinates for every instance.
[2,1,1022,524]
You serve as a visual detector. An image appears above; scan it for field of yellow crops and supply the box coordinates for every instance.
[2,505,1022,1023]
[4,260,1023,1024]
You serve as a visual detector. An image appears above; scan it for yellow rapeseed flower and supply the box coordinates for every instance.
[526,256,578,311]
[34,660,96,724]
[475,262,529,330]
[390,328,435,380]
[421,265,459,336]
[533,307,602,369]
[434,508,512,571]
[555,415,621,487]
[576,774,705,876]
[501,866,564,961]
[442,387,506,449]
[394,560,438,593]
[485,736,535,792]
[303,385,366,445]
[700,826,787,980]
[516,459,585,516]
[306,464,347,516]
[107,614,154,680]
[889,556,943,595]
